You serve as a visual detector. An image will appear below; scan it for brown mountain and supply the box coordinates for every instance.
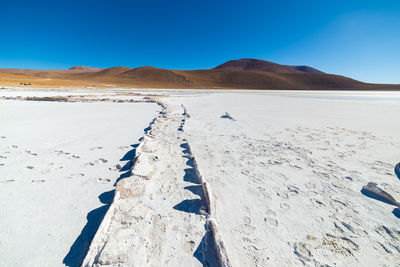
[68,66,104,72]
[96,66,132,75]
[0,59,399,90]
[214,58,324,74]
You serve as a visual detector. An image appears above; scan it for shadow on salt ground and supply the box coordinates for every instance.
[393,208,400,219]
[394,163,400,180]
[183,159,199,183]
[180,142,190,154]
[173,175,206,215]
[194,224,219,267]
[120,144,139,161]
[114,144,138,186]
[361,189,398,206]
[64,143,139,267]
[173,199,204,214]
[361,189,400,219]
[174,141,219,266]
[180,143,199,184]
[220,112,236,121]
[174,144,206,215]
[63,190,114,267]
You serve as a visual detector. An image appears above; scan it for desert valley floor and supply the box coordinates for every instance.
[0,88,399,266]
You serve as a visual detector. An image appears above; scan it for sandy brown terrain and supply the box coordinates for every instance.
[1,59,399,89]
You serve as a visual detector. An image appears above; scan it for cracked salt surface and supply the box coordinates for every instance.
[176,92,400,266]
[0,95,159,267]
[1,89,400,266]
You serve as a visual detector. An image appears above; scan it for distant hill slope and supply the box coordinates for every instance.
[94,66,132,75]
[0,59,399,89]
[68,66,104,72]
[117,67,193,87]
[214,58,324,74]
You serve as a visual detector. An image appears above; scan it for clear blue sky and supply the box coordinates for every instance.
[1,0,399,83]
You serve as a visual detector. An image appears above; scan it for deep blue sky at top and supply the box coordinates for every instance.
[1,0,399,83]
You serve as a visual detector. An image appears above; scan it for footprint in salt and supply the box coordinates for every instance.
[244,216,251,224]
[0,179,15,183]
[31,179,45,183]
[280,202,290,210]
[68,173,85,179]
[264,217,279,227]
[287,185,300,196]
[264,209,279,227]
[276,189,289,199]
[98,178,112,183]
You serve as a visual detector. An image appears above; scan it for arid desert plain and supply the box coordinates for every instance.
[0,87,399,267]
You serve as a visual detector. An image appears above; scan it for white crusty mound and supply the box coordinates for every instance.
[83,99,231,266]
